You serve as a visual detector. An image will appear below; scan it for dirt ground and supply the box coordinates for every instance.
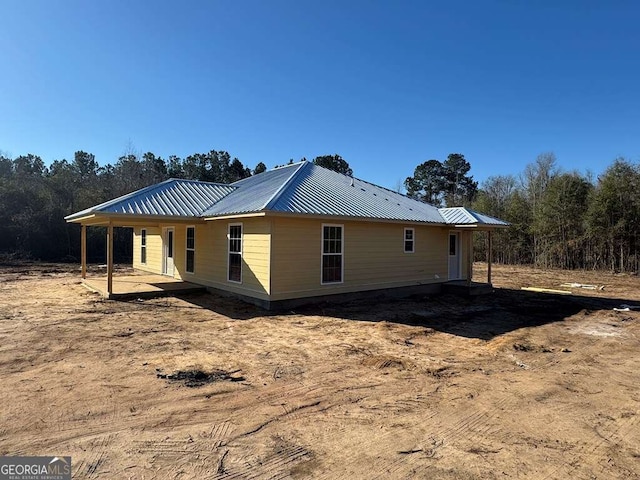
[1,262,639,479]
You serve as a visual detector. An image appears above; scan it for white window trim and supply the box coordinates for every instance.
[140,228,147,264]
[227,222,243,284]
[404,227,415,254]
[185,225,195,274]
[321,223,344,285]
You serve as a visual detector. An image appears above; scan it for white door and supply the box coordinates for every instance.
[163,227,175,276]
[448,232,461,280]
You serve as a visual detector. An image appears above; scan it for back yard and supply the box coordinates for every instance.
[0,262,638,479]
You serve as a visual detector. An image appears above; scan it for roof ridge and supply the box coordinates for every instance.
[168,177,233,187]
[261,161,309,211]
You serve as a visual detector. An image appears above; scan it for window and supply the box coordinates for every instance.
[322,225,343,284]
[404,228,415,253]
[228,224,242,283]
[140,229,147,264]
[167,230,174,258]
[449,233,457,256]
[186,226,195,274]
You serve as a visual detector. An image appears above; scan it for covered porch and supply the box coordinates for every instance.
[452,227,498,293]
[70,213,203,300]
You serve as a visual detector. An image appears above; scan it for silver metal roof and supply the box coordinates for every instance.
[439,207,510,226]
[202,163,303,216]
[66,161,509,227]
[246,161,445,223]
[65,179,235,220]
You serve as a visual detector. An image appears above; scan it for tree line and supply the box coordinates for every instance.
[471,154,640,272]
[404,152,640,272]
[0,150,349,262]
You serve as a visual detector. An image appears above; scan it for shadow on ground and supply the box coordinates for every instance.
[170,287,636,340]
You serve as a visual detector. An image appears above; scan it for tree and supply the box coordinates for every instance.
[405,154,477,207]
[0,154,12,178]
[441,153,478,206]
[72,151,98,180]
[405,160,446,205]
[472,175,530,265]
[13,154,46,177]
[587,159,640,271]
[253,162,267,175]
[476,175,517,218]
[141,152,168,184]
[535,172,592,269]
[227,158,251,183]
[167,155,184,178]
[312,155,353,176]
[521,152,559,265]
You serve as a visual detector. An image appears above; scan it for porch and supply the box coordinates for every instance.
[82,273,206,300]
[443,280,494,296]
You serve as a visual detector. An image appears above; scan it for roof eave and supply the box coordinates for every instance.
[205,210,450,226]
[66,212,205,226]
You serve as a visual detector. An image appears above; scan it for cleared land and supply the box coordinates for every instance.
[1,262,639,479]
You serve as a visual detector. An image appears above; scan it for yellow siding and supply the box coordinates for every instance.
[132,227,163,274]
[242,218,271,294]
[132,218,472,304]
[172,226,186,280]
[270,217,450,301]
[167,219,271,299]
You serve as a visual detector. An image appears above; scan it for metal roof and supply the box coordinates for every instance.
[65,179,235,220]
[232,161,446,223]
[66,161,509,227]
[202,163,303,216]
[439,207,510,226]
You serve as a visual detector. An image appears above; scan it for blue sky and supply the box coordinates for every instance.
[1,0,638,189]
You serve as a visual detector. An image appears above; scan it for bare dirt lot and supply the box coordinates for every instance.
[1,262,639,479]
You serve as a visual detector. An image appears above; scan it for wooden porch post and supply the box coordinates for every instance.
[81,224,87,279]
[107,223,114,297]
[467,231,473,287]
[487,230,493,285]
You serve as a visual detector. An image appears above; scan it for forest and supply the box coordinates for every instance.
[0,149,638,273]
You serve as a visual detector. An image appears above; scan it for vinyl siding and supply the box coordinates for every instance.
[270,217,450,301]
[169,218,271,299]
[133,218,470,304]
[133,227,163,274]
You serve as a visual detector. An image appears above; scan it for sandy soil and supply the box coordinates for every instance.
[1,262,639,479]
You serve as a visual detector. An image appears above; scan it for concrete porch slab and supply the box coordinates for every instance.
[443,280,494,296]
[82,274,206,300]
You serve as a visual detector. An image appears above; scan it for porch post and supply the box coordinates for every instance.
[81,224,87,279]
[107,223,114,297]
[467,232,473,286]
[487,230,493,285]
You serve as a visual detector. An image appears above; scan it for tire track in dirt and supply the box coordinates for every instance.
[310,400,440,480]
[209,444,311,480]
[427,397,509,446]
[362,397,511,480]
[540,412,640,479]
[206,420,234,448]
[72,432,116,480]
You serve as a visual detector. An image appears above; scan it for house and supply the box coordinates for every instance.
[65,161,508,308]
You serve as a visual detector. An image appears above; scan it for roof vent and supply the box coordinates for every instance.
[350,177,354,187]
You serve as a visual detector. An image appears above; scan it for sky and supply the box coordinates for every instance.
[1,0,639,189]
